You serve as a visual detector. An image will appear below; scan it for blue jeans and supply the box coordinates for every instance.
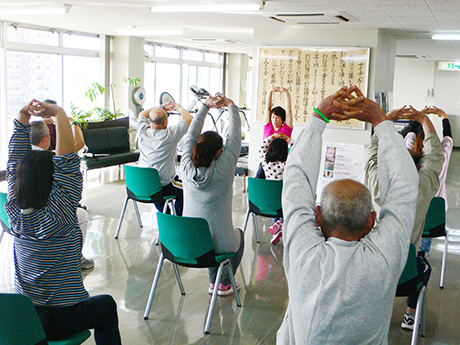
[154,183,183,216]
[35,294,122,344]
[209,229,245,286]
[420,237,433,254]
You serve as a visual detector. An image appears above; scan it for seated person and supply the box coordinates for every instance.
[256,86,294,179]
[278,86,419,344]
[138,101,192,215]
[258,133,294,244]
[30,120,94,270]
[403,106,453,256]
[5,100,121,344]
[181,94,244,296]
[366,105,444,330]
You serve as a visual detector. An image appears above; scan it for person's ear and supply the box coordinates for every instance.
[315,205,322,228]
[214,148,223,159]
[362,211,376,236]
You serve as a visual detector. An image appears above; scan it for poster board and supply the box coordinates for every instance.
[316,142,365,202]
[257,46,370,129]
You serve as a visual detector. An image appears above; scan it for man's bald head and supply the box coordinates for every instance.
[320,179,373,236]
[149,108,168,127]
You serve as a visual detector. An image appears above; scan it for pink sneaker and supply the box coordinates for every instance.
[270,229,283,244]
[268,219,283,235]
[208,282,240,296]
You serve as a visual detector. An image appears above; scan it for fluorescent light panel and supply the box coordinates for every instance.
[150,1,263,13]
[0,4,72,15]
[432,34,460,41]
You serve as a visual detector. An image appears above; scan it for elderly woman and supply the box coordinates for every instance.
[5,99,121,344]
[180,94,244,296]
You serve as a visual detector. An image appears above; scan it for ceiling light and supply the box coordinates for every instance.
[116,29,184,36]
[432,34,460,41]
[0,4,72,15]
[149,1,264,13]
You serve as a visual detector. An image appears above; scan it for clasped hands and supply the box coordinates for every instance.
[204,93,235,108]
[20,99,63,119]
[317,86,387,128]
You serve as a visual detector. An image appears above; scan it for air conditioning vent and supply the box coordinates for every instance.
[266,12,355,25]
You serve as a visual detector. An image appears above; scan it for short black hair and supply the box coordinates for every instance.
[265,138,288,163]
[15,150,54,209]
[271,106,286,124]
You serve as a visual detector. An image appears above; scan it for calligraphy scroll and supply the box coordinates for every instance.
[257,47,370,129]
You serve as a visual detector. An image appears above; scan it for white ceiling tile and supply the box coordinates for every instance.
[380,4,433,17]
[425,0,460,11]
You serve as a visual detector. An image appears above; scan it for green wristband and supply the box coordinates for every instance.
[177,105,181,111]
[70,120,79,126]
[313,108,330,123]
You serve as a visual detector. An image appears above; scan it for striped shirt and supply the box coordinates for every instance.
[6,119,89,307]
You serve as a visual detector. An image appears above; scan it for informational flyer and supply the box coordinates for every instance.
[316,142,365,202]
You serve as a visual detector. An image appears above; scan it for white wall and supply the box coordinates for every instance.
[247,28,397,175]
[112,36,145,117]
[392,59,435,109]
[393,59,460,146]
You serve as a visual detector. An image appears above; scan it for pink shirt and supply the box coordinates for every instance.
[263,122,293,139]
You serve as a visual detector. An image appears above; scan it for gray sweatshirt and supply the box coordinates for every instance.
[277,117,419,344]
[180,105,241,254]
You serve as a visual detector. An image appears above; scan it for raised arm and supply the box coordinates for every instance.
[69,117,85,152]
[34,101,74,156]
[263,88,274,125]
[281,87,293,128]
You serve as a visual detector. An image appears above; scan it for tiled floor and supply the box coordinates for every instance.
[1,150,460,344]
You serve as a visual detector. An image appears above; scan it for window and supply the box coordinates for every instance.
[7,26,59,46]
[0,23,101,170]
[63,33,100,50]
[144,43,223,111]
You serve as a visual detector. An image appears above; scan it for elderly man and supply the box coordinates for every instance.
[365,106,444,330]
[138,102,192,215]
[277,86,419,344]
[30,120,94,270]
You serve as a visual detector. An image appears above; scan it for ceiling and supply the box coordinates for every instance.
[1,0,460,61]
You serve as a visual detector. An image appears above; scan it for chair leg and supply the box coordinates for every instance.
[155,199,176,246]
[172,263,185,295]
[226,261,241,307]
[204,262,225,334]
[411,285,426,345]
[133,200,143,228]
[440,232,448,288]
[242,209,250,232]
[115,195,129,239]
[252,213,260,243]
[144,253,165,320]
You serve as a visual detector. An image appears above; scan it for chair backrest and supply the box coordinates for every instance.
[124,165,163,202]
[0,293,48,344]
[156,212,218,267]
[247,177,283,216]
[0,192,8,228]
[396,243,420,296]
[423,197,446,237]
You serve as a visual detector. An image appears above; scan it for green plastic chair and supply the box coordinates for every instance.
[0,192,8,244]
[115,165,176,239]
[243,177,283,243]
[143,213,241,334]
[396,243,428,345]
[422,197,447,288]
[0,293,91,345]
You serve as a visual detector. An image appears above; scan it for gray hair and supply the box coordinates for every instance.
[30,121,49,145]
[320,179,373,235]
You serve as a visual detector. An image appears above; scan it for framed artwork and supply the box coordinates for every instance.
[257,46,370,129]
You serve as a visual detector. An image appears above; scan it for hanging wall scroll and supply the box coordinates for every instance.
[257,47,370,129]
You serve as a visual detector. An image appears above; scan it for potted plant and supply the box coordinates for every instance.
[71,76,141,129]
